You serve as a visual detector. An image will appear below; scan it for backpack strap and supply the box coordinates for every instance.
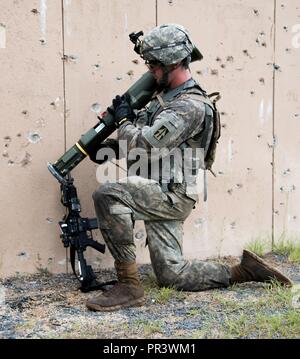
[208,92,221,103]
[148,78,206,124]
[181,91,222,178]
[188,92,220,110]
[156,94,166,108]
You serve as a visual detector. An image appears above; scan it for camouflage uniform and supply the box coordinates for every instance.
[93,77,231,291]
[87,24,292,313]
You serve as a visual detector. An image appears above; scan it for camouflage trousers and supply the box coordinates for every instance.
[93,176,231,291]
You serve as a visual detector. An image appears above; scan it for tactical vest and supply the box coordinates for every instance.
[134,78,220,201]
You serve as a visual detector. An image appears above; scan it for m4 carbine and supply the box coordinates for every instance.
[59,176,117,292]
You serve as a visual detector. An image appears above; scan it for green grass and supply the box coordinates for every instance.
[192,283,300,339]
[152,286,185,304]
[186,308,202,317]
[246,238,269,256]
[132,319,164,337]
[16,320,37,331]
[41,320,113,339]
[141,272,185,303]
[246,235,300,263]
[143,321,164,336]
[273,238,300,262]
[141,272,159,292]
[222,310,300,339]
[35,266,52,276]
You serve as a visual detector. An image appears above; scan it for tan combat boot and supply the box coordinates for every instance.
[86,261,145,311]
[230,249,293,286]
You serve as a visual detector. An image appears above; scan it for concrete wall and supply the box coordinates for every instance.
[1,0,299,277]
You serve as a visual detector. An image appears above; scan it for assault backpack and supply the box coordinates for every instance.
[199,92,221,175]
[184,91,221,176]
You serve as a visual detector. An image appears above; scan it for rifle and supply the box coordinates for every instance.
[59,175,116,292]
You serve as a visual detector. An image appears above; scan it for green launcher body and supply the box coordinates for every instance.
[48,71,158,184]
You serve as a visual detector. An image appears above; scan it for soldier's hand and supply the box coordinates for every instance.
[108,94,136,126]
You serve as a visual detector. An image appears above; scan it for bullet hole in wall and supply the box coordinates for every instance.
[273,64,281,71]
[255,38,266,47]
[243,49,253,58]
[21,152,32,167]
[27,132,41,144]
[127,70,134,77]
[230,222,236,229]
[50,98,61,109]
[281,169,290,178]
[62,54,79,63]
[18,251,27,257]
[90,102,102,114]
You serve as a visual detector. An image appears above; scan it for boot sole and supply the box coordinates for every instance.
[86,297,145,312]
[243,249,293,287]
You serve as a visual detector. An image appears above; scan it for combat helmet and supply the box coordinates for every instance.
[138,24,203,65]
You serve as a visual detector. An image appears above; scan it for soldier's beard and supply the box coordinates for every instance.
[157,66,172,89]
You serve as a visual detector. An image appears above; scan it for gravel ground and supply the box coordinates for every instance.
[0,254,299,339]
